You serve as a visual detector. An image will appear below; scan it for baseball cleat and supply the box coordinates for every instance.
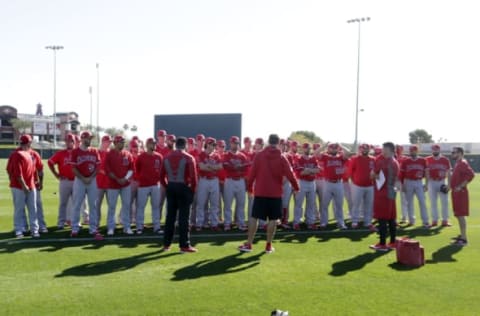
[431,221,438,227]
[32,231,40,238]
[40,228,49,234]
[180,246,198,253]
[265,243,275,254]
[293,224,301,231]
[15,232,24,239]
[369,243,389,252]
[124,228,134,235]
[442,221,452,227]
[224,224,231,231]
[238,243,253,252]
[107,229,114,236]
[387,242,397,250]
[70,231,78,238]
[93,232,104,241]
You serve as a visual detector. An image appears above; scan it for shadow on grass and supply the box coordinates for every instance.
[426,244,463,264]
[171,252,264,281]
[388,262,423,271]
[396,226,444,239]
[329,251,390,277]
[55,250,180,278]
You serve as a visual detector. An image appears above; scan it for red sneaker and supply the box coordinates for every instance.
[351,223,359,229]
[431,221,438,227]
[70,231,79,238]
[308,224,317,230]
[224,224,231,231]
[180,246,198,253]
[369,243,389,252]
[211,226,219,232]
[387,242,397,249]
[238,243,252,252]
[93,232,104,241]
[442,221,452,227]
[280,223,291,229]
[293,224,301,231]
[265,242,275,254]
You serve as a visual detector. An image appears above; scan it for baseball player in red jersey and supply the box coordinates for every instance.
[48,133,76,229]
[426,144,452,227]
[313,143,324,222]
[400,145,429,227]
[188,134,205,227]
[105,135,135,236]
[342,155,353,218]
[195,137,223,231]
[72,134,90,225]
[69,131,103,240]
[216,139,227,223]
[449,147,475,246]
[318,143,348,229]
[128,139,141,225]
[280,140,299,229]
[156,134,175,223]
[187,137,196,154]
[293,143,320,230]
[135,138,163,234]
[28,146,48,233]
[349,144,376,230]
[252,138,267,228]
[96,135,112,226]
[395,145,409,224]
[370,142,401,251]
[7,135,40,238]
[189,134,205,160]
[155,129,167,153]
[222,136,249,231]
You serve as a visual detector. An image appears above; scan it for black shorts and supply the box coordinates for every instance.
[252,196,282,221]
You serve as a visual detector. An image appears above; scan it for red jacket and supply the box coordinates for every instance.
[160,150,198,192]
[247,146,299,198]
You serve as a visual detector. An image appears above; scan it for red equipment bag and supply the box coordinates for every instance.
[396,237,425,267]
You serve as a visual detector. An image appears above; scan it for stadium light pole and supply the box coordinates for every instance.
[347,17,370,152]
[45,45,64,148]
[89,86,93,128]
[96,63,100,140]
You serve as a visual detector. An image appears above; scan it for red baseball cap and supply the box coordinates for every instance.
[19,134,32,145]
[196,134,205,141]
[255,138,264,145]
[243,137,251,144]
[167,134,176,142]
[302,143,310,150]
[146,137,156,145]
[80,131,93,139]
[409,145,419,152]
[205,137,217,145]
[157,130,167,138]
[230,136,240,144]
[217,140,226,147]
[313,143,321,151]
[101,135,112,142]
[395,145,404,152]
[129,139,139,148]
[65,133,75,142]
[431,144,441,151]
[374,147,382,155]
[113,135,125,143]
[187,137,195,145]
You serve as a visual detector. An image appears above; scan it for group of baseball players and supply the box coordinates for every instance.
[5,129,474,250]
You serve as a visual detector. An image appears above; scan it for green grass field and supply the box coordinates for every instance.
[1,159,479,315]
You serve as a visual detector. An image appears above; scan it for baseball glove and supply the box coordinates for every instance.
[440,184,449,194]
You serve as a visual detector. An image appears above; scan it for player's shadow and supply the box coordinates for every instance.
[55,250,179,278]
[329,251,390,277]
[279,232,312,244]
[396,226,444,239]
[317,230,373,243]
[171,252,263,281]
[426,244,463,264]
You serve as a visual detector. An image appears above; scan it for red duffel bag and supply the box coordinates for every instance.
[396,237,425,267]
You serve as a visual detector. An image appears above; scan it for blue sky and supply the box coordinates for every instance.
[2,0,480,144]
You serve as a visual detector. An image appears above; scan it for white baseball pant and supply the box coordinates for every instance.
[57,179,73,227]
[294,180,316,225]
[428,180,449,222]
[136,184,161,231]
[11,188,38,235]
[404,179,429,225]
[107,186,132,231]
[223,178,246,226]
[351,184,374,225]
[320,181,345,226]
[71,178,98,233]
[196,178,220,227]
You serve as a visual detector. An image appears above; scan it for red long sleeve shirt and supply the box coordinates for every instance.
[160,150,198,192]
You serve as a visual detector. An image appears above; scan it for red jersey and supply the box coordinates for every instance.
[319,154,347,181]
[425,155,452,180]
[160,150,198,192]
[349,154,375,187]
[216,152,227,182]
[188,148,202,161]
[373,155,400,220]
[196,151,222,178]
[155,144,172,158]
[135,151,163,187]
[342,158,351,181]
[8,150,37,190]
[70,147,101,178]
[294,155,319,181]
[315,155,325,179]
[105,149,134,189]
[48,149,75,180]
[96,150,110,189]
[451,159,475,188]
[222,151,249,179]
[247,146,299,197]
[400,157,427,181]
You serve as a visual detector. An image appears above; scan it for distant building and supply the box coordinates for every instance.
[0,105,80,145]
